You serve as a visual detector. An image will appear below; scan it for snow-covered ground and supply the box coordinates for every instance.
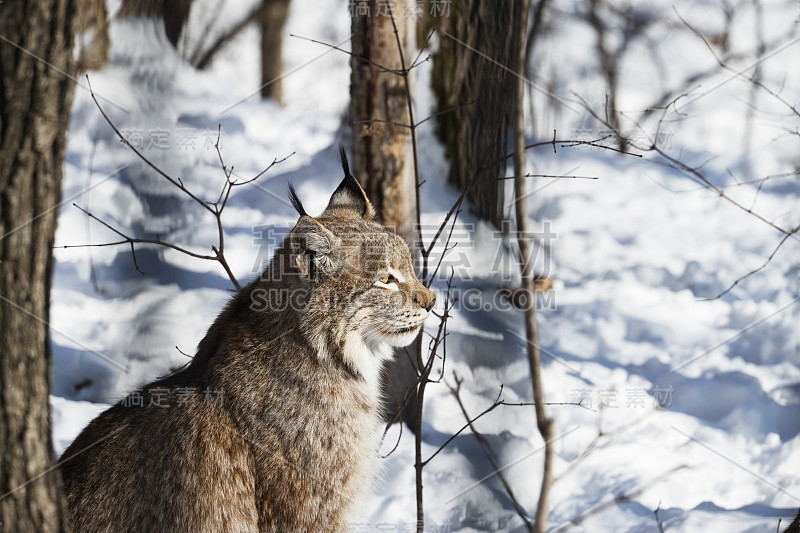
[52,0,799,531]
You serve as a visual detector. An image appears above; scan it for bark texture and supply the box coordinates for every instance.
[0,1,77,531]
[349,0,415,237]
[349,0,417,427]
[429,0,518,227]
[75,0,109,71]
[259,0,291,103]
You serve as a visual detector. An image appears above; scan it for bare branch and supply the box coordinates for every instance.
[674,7,800,120]
[61,204,219,276]
[427,210,463,286]
[354,117,412,130]
[554,410,650,484]
[449,375,534,531]
[79,76,290,290]
[574,91,800,239]
[654,502,665,533]
[232,152,296,187]
[421,384,586,467]
[422,385,506,467]
[708,232,797,300]
[551,465,688,532]
[175,346,193,359]
[656,148,799,235]
[85,75,215,215]
[289,33,401,75]
[193,3,268,69]
[498,173,599,180]
[407,28,435,71]
[414,99,477,129]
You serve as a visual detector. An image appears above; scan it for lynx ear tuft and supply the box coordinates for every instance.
[289,216,342,280]
[287,183,307,217]
[324,144,375,219]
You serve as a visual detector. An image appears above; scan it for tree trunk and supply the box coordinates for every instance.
[429,0,517,228]
[510,2,554,531]
[587,0,626,151]
[75,0,110,72]
[118,0,194,48]
[0,1,77,531]
[349,0,417,425]
[349,0,415,236]
[260,0,291,103]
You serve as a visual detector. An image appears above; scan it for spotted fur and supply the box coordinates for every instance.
[60,149,436,532]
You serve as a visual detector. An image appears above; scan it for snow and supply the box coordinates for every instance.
[51,0,800,531]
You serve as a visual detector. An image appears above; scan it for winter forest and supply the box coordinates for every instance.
[0,0,799,531]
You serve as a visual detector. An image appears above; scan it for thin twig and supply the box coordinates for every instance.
[673,7,800,120]
[79,75,291,290]
[449,374,534,531]
[708,232,796,300]
[61,204,218,273]
[175,346,193,358]
[193,3,269,69]
[421,386,586,467]
[421,129,636,266]
[654,502,665,533]
[551,465,688,532]
[573,91,800,238]
[289,33,402,75]
[85,76,214,215]
[498,173,599,180]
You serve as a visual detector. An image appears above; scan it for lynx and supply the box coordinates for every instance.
[785,508,800,533]
[60,147,436,532]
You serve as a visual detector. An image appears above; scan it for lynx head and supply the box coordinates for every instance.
[285,146,435,385]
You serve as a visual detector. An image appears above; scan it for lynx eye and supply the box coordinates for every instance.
[379,274,398,285]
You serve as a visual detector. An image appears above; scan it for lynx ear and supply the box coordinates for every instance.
[324,145,375,219]
[289,216,342,280]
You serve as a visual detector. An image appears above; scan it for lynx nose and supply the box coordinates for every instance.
[414,289,436,312]
[425,296,436,312]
